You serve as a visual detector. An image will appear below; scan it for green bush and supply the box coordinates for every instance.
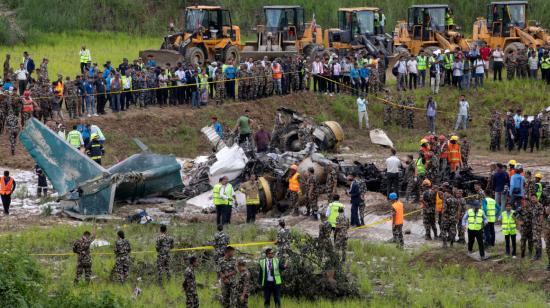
[0,249,46,307]
[46,288,128,308]
[0,18,20,45]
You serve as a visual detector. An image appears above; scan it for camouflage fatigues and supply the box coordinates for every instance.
[325,168,337,198]
[6,107,19,156]
[256,65,266,98]
[265,66,274,96]
[425,155,440,184]
[334,213,350,261]
[442,194,458,245]
[318,220,333,259]
[236,269,251,308]
[383,102,393,126]
[276,227,291,261]
[505,54,517,80]
[516,51,528,78]
[214,73,226,105]
[214,231,230,273]
[183,266,199,308]
[404,161,417,203]
[405,99,415,129]
[531,201,544,252]
[370,67,379,94]
[461,140,470,167]
[237,68,247,101]
[113,238,131,283]
[156,233,175,284]
[219,256,237,308]
[456,197,467,242]
[65,81,78,119]
[514,205,533,256]
[73,236,93,283]
[422,189,438,239]
[306,174,319,213]
[488,114,502,151]
[543,204,550,261]
[396,98,406,127]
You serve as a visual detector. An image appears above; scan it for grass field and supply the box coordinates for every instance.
[0,222,548,307]
[1,32,159,77]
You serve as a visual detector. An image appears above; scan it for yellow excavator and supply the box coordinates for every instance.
[472,1,550,56]
[140,5,241,66]
[241,5,323,59]
[394,4,471,55]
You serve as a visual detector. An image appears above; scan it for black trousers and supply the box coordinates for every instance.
[246,204,257,223]
[493,62,503,81]
[505,234,516,256]
[483,222,495,246]
[1,194,11,214]
[386,172,400,198]
[263,281,281,307]
[223,206,232,225]
[216,206,223,225]
[467,229,485,257]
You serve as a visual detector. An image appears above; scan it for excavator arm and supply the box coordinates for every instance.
[514,27,538,46]
[434,32,457,52]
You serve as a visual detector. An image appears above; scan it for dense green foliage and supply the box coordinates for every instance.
[4,0,550,41]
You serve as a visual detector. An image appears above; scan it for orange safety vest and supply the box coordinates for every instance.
[22,98,34,112]
[55,81,64,97]
[435,192,443,212]
[447,142,461,164]
[288,172,301,192]
[0,176,14,195]
[392,201,404,225]
[272,65,282,79]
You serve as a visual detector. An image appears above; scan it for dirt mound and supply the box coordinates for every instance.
[413,248,550,292]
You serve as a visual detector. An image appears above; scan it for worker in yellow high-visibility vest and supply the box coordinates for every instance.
[498,203,517,257]
[461,200,487,260]
[240,173,260,223]
[79,46,91,74]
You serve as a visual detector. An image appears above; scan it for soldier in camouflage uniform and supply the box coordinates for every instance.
[237,64,247,101]
[383,91,393,126]
[250,63,260,100]
[65,79,78,119]
[514,201,533,258]
[73,226,96,284]
[156,224,175,284]
[369,63,379,94]
[405,96,415,129]
[403,155,416,203]
[236,259,251,308]
[219,246,237,308]
[488,111,502,151]
[0,94,6,134]
[541,110,550,149]
[378,54,387,90]
[395,95,406,127]
[516,49,529,78]
[290,57,300,93]
[214,72,226,105]
[305,167,319,217]
[136,71,147,107]
[505,51,517,80]
[334,208,350,262]
[325,164,338,199]
[318,214,334,260]
[256,63,266,98]
[543,201,550,270]
[146,69,157,106]
[276,220,291,262]
[456,189,467,243]
[529,194,545,260]
[113,230,131,283]
[525,172,537,198]
[442,188,459,247]
[425,152,440,185]
[213,224,230,277]
[461,135,470,167]
[183,256,199,308]
[265,62,274,96]
[421,180,438,240]
[6,95,19,156]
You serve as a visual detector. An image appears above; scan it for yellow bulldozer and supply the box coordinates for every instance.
[240,5,323,59]
[472,1,550,56]
[140,5,241,66]
[394,4,471,55]
[322,7,394,57]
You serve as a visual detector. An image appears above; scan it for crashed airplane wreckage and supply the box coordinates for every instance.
[20,118,183,216]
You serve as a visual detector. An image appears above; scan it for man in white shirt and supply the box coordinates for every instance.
[385,148,402,199]
[454,94,470,130]
[311,57,323,92]
[395,56,407,91]
[331,59,341,94]
[473,56,485,88]
[356,94,369,129]
[407,56,418,89]
[245,57,254,72]
[14,63,28,95]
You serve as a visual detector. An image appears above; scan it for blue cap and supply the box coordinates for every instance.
[389,192,398,200]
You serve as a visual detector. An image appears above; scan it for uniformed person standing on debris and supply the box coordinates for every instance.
[305,167,319,218]
[240,174,260,223]
[325,164,338,199]
[73,224,96,284]
[219,246,237,308]
[156,224,175,284]
[334,207,350,261]
[287,165,301,216]
[183,256,199,308]
[276,220,291,262]
[113,230,131,283]
[236,259,251,308]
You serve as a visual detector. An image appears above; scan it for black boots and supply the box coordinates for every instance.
[532,249,541,261]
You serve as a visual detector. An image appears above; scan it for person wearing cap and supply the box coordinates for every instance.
[447,135,462,177]
[213,224,230,279]
[505,111,515,152]
[528,193,545,261]
[441,187,459,247]
[530,114,542,152]
[275,219,291,262]
[287,164,301,216]
[258,248,286,308]
[389,192,404,248]
[421,179,438,240]
[509,165,525,210]
[86,134,104,165]
[518,115,530,152]
[442,49,453,86]
[334,206,350,261]
[533,173,544,201]
[462,200,487,260]
[183,255,199,308]
[236,258,251,307]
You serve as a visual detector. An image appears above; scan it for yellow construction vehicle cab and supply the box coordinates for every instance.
[140,5,241,66]
[323,7,393,57]
[241,5,323,59]
[472,1,550,56]
[394,4,471,56]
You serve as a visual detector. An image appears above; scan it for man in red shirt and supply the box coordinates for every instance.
[480,45,492,76]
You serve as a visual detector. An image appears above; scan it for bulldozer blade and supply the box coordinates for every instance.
[239,50,298,61]
[139,49,184,66]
